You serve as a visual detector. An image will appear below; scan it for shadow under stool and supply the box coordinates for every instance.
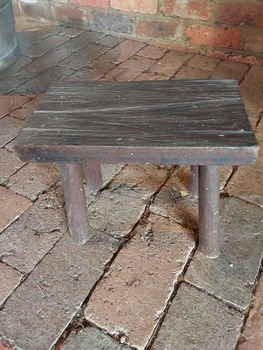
[15,80,258,259]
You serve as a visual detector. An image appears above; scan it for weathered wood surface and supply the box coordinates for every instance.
[15,80,258,165]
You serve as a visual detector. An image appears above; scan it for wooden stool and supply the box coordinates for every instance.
[15,80,258,258]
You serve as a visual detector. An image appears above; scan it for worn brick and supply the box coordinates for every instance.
[70,0,109,8]
[57,27,85,38]
[0,337,13,350]
[136,18,178,39]
[240,65,263,114]
[91,9,135,34]
[244,29,263,54]
[22,49,73,75]
[161,0,213,20]
[8,163,59,201]
[0,186,32,233]
[17,26,62,44]
[0,231,120,350]
[219,2,263,28]
[0,116,24,148]
[59,43,108,69]
[152,283,243,350]
[0,186,66,273]
[15,66,75,95]
[105,55,155,81]
[110,164,168,194]
[173,65,211,79]
[111,0,157,14]
[22,35,69,58]
[133,71,169,81]
[0,149,25,185]
[0,262,22,306]
[0,56,33,80]
[237,273,263,350]
[61,326,130,350]
[149,51,192,78]
[85,214,195,349]
[64,59,116,81]
[211,61,249,83]
[186,25,245,50]
[54,5,87,24]
[185,197,263,310]
[99,39,145,64]
[58,31,105,52]
[0,69,36,95]
[187,54,220,71]
[87,164,168,237]
[137,45,167,59]
[10,94,43,121]
[226,167,263,208]
[96,35,123,48]
[0,96,30,119]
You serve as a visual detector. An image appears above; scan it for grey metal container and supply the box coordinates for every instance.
[0,0,20,72]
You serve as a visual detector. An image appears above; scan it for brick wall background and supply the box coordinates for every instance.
[13,0,263,59]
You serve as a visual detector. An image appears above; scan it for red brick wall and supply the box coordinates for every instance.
[14,0,263,58]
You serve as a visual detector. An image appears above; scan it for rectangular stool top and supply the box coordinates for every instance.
[15,80,258,165]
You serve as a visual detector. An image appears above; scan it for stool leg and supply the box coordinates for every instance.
[198,165,220,258]
[59,163,91,245]
[82,162,102,191]
[190,165,199,197]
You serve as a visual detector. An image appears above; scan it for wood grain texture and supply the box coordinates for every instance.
[15,80,258,165]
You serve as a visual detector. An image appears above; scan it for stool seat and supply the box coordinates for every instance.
[15,80,258,258]
[15,80,257,165]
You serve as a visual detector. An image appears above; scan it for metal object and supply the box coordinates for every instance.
[0,0,20,73]
[198,165,220,259]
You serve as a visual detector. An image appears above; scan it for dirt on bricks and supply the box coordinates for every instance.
[0,18,262,350]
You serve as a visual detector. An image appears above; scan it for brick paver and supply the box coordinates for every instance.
[22,35,69,57]
[185,198,263,310]
[211,61,249,82]
[61,327,131,350]
[99,40,146,64]
[151,283,244,350]
[0,186,32,233]
[0,116,24,147]
[8,163,59,200]
[105,55,155,81]
[237,272,263,350]
[0,186,66,273]
[88,164,169,237]
[0,149,25,185]
[10,94,43,120]
[149,50,193,78]
[0,337,13,350]
[0,19,262,350]
[0,262,22,306]
[85,214,195,349]
[0,96,30,119]
[0,232,121,350]
[226,167,263,208]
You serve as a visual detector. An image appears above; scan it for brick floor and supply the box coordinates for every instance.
[0,17,262,350]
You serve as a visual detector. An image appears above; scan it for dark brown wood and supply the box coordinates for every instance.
[15,80,258,165]
[59,163,91,245]
[14,80,259,257]
[198,165,220,258]
[82,161,102,191]
[190,165,198,197]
